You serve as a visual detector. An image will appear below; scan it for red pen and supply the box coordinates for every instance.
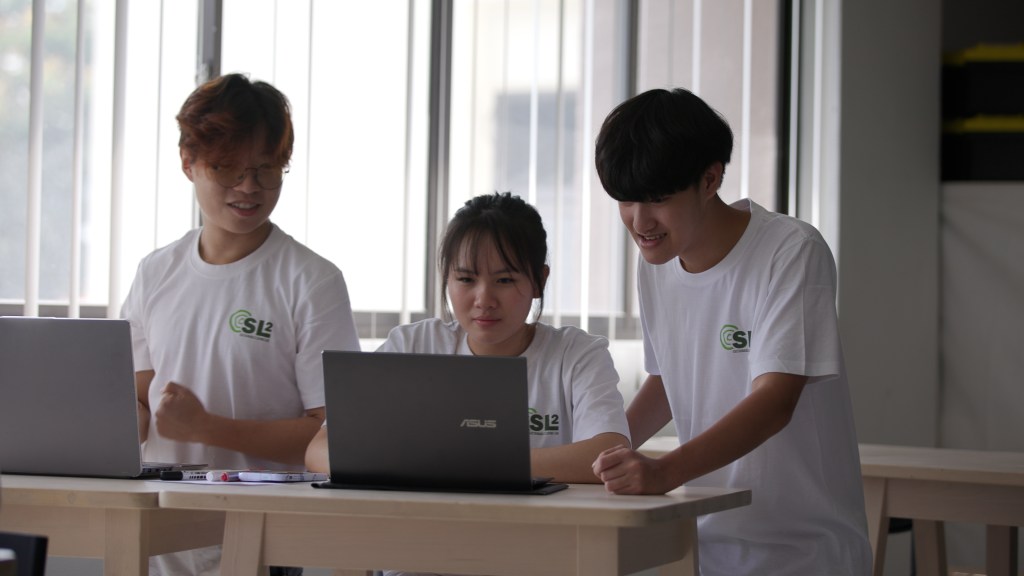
[205,470,244,482]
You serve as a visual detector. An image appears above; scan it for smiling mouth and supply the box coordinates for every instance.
[638,233,666,241]
[229,202,259,210]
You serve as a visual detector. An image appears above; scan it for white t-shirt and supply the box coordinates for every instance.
[378,319,631,448]
[638,199,871,576]
[121,223,361,471]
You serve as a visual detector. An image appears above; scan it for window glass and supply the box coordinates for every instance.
[449,0,634,336]
[2,0,781,340]
[0,0,197,310]
[637,0,780,210]
[221,0,430,319]
[118,1,199,306]
[0,1,32,303]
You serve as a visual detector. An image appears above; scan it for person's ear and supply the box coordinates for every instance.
[700,162,724,198]
[534,265,550,298]
[180,148,195,182]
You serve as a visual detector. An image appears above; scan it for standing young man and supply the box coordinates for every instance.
[591,88,870,575]
[122,73,360,575]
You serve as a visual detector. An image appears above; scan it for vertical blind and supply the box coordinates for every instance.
[2,0,800,340]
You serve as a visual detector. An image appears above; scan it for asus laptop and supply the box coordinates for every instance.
[0,316,203,479]
[315,350,568,495]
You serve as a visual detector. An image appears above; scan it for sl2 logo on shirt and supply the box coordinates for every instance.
[720,324,752,352]
[529,409,560,434]
[229,309,274,342]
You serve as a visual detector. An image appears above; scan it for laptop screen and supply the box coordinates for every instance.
[321,350,563,493]
[0,316,148,478]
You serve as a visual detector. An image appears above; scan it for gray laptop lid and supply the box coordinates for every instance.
[321,350,563,493]
[0,316,176,478]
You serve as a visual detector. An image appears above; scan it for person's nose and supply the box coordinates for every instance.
[474,283,497,310]
[629,204,656,234]
[234,168,261,194]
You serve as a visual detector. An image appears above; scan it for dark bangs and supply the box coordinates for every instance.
[595,88,733,202]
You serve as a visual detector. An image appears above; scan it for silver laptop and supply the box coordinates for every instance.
[315,350,567,495]
[0,316,203,479]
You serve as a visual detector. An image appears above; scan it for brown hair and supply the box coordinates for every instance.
[176,73,294,168]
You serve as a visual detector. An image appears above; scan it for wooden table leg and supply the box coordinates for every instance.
[862,477,889,576]
[576,522,698,576]
[577,524,701,576]
[913,520,947,576]
[652,559,694,576]
[577,525,620,576]
[104,509,149,576]
[654,554,698,576]
[654,520,698,576]
[221,511,269,576]
[986,525,1019,576]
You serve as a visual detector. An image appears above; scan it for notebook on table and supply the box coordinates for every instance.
[0,316,204,479]
[315,350,568,495]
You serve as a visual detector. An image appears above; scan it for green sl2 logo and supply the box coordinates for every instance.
[229,309,273,342]
[529,408,559,434]
[720,324,751,352]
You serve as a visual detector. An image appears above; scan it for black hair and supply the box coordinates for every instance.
[439,192,548,322]
[595,87,733,202]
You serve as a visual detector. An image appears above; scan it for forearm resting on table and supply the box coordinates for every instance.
[660,372,807,486]
[532,432,630,483]
[195,409,325,466]
[305,426,329,472]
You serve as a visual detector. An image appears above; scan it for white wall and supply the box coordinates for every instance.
[941,183,1024,452]
[839,1,1024,571]
[838,0,942,447]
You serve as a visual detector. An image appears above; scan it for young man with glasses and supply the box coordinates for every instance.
[121,73,360,576]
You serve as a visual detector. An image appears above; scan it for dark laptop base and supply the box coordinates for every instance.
[0,461,206,480]
[311,478,568,495]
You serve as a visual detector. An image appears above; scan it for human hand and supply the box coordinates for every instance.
[154,382,209,442]
[591,444,674,495]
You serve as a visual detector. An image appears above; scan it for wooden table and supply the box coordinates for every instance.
[638,436,679,459]
[860,443,1024,576]
[0,475,224,576]
[641,439,1024,576]
[159,481,751,576]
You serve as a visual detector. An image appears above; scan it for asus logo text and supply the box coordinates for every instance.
[459,419,497,429]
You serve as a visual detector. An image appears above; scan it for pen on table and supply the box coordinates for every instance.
[206,470,243,482]
[159,470,209,481]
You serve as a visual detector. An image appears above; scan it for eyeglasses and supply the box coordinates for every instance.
[210,164,289,190]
